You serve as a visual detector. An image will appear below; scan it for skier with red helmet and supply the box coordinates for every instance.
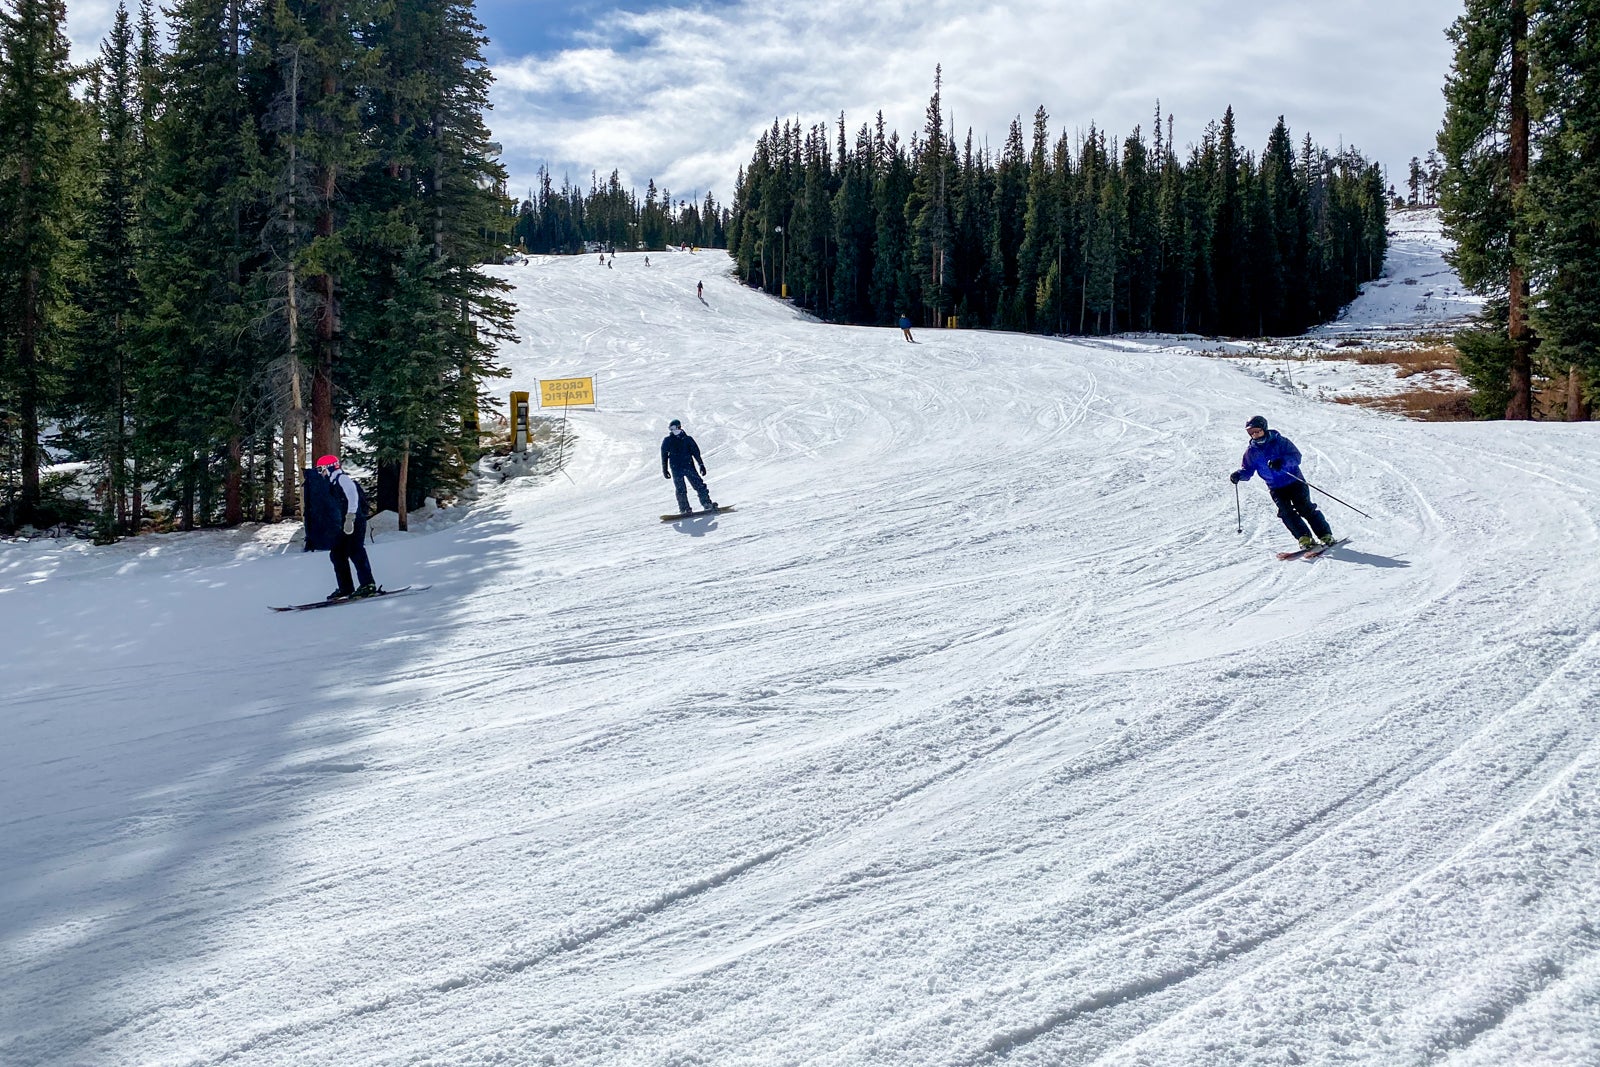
[306,455,379,599]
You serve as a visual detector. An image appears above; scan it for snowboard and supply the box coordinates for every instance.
[1276,538,1350,561]
[660,504,735,522]
[270,585,429,612]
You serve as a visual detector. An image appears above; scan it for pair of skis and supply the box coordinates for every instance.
[1276,537,1350,562]
[270,585,430,612]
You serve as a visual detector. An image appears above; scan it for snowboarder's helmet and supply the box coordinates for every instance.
[316,454,340,469]
[668,419,681,429]
[1245,415,1269,432]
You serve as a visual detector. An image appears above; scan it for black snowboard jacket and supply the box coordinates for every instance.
[302,468,368,551]
[661,432,705,475]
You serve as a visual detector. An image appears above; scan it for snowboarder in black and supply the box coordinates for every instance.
[1230,415,1335,551]
[661,419,716,515]
[307,455,378,599]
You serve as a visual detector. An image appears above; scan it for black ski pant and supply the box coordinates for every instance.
[330,517,376,593]
[1269,481,1331,541]
[670,467,712,512]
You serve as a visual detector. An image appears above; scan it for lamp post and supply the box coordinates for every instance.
[774,224,786,299]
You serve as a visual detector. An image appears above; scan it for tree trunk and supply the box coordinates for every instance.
[1505,0,1533,420]
[397,443,410,532]
[224,434,243,525]
[261,431,274,522]
[19,263,42,523]
[282,43,303,520]
[1568,366,1591,422]
[281,424,298,520]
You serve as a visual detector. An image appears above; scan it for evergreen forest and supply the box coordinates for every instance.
[1438,0,1600,420]
[727,73,1390,341]
[0,0,720,537]
[510,167,728,255]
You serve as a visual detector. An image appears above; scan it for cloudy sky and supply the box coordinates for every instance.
[64,0,1465,207]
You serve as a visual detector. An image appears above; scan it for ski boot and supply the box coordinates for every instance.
[1319,533,1338,546]
[351,582,379,599]
[327,588,354,601]
[1296,535,1315,551]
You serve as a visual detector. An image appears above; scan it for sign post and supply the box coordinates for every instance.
[538,376,597,471]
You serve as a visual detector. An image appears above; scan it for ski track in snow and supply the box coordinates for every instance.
[2,246,1599,1066]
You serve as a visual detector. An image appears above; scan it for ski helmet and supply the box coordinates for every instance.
[668,419,681,429]
[1245,415,1268,432]
[316,454,340,469]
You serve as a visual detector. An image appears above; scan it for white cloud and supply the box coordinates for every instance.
[62,0,1463,205]
[490,0,1464,203]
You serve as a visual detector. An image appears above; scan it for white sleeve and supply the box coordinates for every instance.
[336,472,360,514]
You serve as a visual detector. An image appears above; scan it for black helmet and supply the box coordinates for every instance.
[1245,415,1269,432]
[668,419,681,429]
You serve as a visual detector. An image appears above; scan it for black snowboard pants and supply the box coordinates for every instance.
[670,467,712,513]
[330,517,376,593]
[1269,481,1332,541]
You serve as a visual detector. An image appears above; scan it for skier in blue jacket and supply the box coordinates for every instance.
[661,419,717,515]
[1230,415,1335,551]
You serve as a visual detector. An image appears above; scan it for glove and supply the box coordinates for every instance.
[698,465,707,476]
[342,514,355,536]
[1229,471,1242,485]
[1267,459,1283,471]
[663,470,670,480]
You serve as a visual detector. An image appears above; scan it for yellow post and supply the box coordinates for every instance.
[781,283,788,299]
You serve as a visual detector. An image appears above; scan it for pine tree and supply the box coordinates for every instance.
[870,123,914,323]
[910,69,955,327]
[67,3,146,539]
[0,0,80,528]
[1527,0,1599,420]
[344,0,515,522]
[990,117,1027,328]
[1438,0,1536,418]
[139,0,265,528]
[831,118,876,322]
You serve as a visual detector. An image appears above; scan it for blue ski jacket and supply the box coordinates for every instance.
[1235,430,1305,489]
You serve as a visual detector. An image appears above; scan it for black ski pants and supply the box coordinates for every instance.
[670,467,712,512]
[330,516,376,593]
[1269,481,1331,541]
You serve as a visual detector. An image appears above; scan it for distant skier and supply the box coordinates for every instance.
[1230,415,1335,552]
[306,455,379,599]
[697,280,704,301]
[644,255,650,267]
[661,418,717,515]
[898,313,915,342]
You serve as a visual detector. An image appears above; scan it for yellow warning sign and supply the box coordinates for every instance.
[539,376,596,407]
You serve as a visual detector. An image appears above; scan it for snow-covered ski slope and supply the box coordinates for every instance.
[4,248,1600,1067]
[1311,207,1486,335]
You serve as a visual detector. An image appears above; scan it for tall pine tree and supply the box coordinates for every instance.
[0,0,79,527]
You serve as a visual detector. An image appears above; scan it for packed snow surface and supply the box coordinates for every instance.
[3,245,1599,1067]
[1310,206,1486,335]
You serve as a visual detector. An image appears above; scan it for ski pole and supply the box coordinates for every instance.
[1234,481,1242,533]
[1293,474,1373,519]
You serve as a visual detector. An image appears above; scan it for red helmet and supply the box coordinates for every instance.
[316,454,340,469]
